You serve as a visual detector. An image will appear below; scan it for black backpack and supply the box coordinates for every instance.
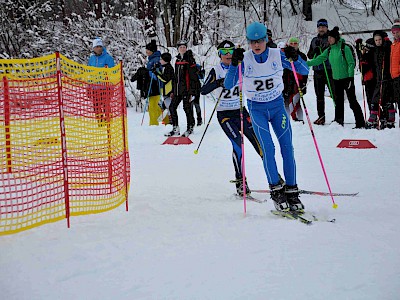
[328,42,357,67]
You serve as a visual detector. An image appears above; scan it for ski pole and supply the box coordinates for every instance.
[238,62,247,214]
[377,57,384,130]
[140,72,154,126]
[289,59,337,209]
[193,88,224,154]
[359,63,367,121]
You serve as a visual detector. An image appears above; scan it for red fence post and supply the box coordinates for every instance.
[56,52,71,228]
[3,76,12,173]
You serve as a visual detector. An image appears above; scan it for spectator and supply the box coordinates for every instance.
[307,19,334,125]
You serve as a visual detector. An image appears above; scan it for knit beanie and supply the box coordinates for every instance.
[145,40,157,53]
[176,40,188,48]
[217,40,235,50]
[392,22,400,32]
[327,26,340,40]
[288,37,299,44]
[160,52,172,63]
[317,19,328,28]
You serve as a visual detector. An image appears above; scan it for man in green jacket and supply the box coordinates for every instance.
[307,26,365,128]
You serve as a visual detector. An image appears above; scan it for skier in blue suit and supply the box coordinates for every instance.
[224,22,309,212]
[88,37,115,68]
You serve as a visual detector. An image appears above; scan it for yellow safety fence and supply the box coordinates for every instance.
[0,53,130,235]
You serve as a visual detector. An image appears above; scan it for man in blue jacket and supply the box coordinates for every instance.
[88,37,115,68]
[88,38,115,126]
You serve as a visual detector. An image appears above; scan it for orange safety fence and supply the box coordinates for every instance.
[0,52,130,235]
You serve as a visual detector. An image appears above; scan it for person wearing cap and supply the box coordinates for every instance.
[167,40,200,137]
[144,40,164,125]
[88,37,115,68]
[88,37,115,126]
[224,22,309,213]
[153,52,175,125]
[307,26,365,129]
[307,18,334,125]
[391,22,400,116]
[200,40,263,196]
[365,30,395,129]
[282,37,308,122]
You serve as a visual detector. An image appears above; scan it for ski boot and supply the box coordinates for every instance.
[386,109,396,129]
[182,125,194,137]
[313,115,325,125]
[285,185,304,212]
[365,111,379,129]
[233,178,251,196]
[197,118,203,126]
[270,182,289,211]
[164,125,180,137]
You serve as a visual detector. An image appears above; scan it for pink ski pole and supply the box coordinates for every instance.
[289,59,337,209]
[238,62,247,213]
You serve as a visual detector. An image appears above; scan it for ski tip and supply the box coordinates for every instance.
[194,149,199,154]
[332,203,338,209]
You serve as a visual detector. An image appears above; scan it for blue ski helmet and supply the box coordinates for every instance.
[246,22,267,40]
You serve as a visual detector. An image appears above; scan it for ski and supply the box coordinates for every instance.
[235,194,266,203]
[271,210,312,225]
[271,210,335,224]
[253,189,358,197]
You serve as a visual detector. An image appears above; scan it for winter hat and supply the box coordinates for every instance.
[317,18,328,28]
[146,40,157,53]
[246,22,267,40]
[92,38,103,48]
[373,30,386,38]
[217,40,235,50]
[161,52,172,63]
[392,22,400,32]
[327,26,340,40]
[288,37,299,44]
[176,40,188,48]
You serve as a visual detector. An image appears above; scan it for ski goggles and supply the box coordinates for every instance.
[248,37,267,45]
[219,48,234,55]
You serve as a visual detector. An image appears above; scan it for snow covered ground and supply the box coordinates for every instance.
[1,71,400,299]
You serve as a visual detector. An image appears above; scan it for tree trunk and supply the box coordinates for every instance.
[174,0,182,44]
[138,0,156,37]
[93,0,102,19]
[302,0,312,21]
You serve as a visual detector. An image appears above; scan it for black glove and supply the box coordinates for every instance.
[231,48,245,66]
[284,46,298,61]
[217,78,224,88]
[151,63,161,73]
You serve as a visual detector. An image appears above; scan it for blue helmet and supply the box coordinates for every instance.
[246,22,267,40]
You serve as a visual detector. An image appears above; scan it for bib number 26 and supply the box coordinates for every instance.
[254,79,274,91]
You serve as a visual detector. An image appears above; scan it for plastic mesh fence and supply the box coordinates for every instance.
[0,53,130,235]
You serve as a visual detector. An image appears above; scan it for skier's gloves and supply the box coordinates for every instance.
[231,48,245,66]
[284,46,298,61]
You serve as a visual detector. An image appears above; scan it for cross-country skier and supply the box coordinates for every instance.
[201,40,263,196]
[224,22,309,212]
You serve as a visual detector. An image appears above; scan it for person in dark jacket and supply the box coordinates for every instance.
[166,40,200,137]
[307,26,365,128]
[153,52,175,125]
[283,37,308,122]
[356,38,376,111]
[365,31,395,128]
[307,19,334,125]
